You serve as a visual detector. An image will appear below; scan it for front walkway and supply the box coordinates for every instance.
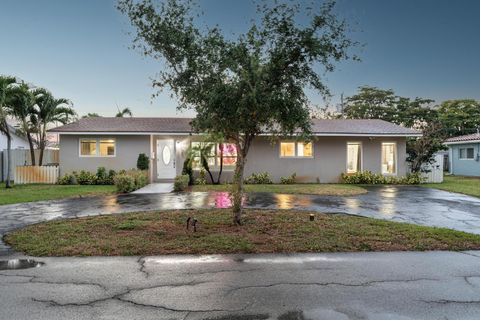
[131,183,174,194]
[1,186,480,255]
[2,251,480,319]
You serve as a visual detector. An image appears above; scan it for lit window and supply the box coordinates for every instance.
[217,143,237,166]
[280,142,296,157]
[298,142,313,157]
[80,138,115,157]
[381,142,396,175]
[191,142,237,169]
[459,148,475,160]
[347,142,362,173]
[80,139,97,156]
[99,139,115,156]
[280,141,313,158]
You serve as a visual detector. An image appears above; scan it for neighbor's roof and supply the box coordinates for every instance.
[444,133,480,145]
[49,117,421,137]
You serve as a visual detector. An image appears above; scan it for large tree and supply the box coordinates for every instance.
[119,0,357,224]
[437,99,480,137]
[32,89,75,166]
[343,86,435,127]
[0,76,17,188]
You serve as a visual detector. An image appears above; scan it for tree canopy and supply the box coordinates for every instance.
[119,0,358,223]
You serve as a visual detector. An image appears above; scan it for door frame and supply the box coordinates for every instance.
[156,138,176,180]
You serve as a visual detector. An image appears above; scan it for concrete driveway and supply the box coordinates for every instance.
[2,251,480,319]
[1,186,480,255]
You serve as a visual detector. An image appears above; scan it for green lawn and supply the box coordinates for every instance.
[191,184,367,196]
[0,183,116,205]
[6,209,480,256]
[423,175,480,198]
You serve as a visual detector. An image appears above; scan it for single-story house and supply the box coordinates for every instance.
[50,117,421,183]
[0,124,30,150]
[444,132,480,176]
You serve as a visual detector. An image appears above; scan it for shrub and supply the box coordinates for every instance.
[114,173,136,193]
[113,169,148,193]
[244,172,273,184]
[280,173,296,184]
[341,171,423,185]
[58,173,77,185]
[96,167,115,185]
[75,170,97,185]
[137,153,149,170]
[108,169,116,183]
[195,169,207,185]
[174,174,190,192]
[182,157,194,185]
[132,170,148,189]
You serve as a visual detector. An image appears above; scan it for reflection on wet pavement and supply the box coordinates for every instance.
[0,259,44,270]
[1,186,480,255]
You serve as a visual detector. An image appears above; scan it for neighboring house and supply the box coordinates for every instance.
[0,124,30,150]
[50,117,421,183]
[444,132,480,176]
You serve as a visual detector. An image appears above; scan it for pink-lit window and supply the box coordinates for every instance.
[217,143,237,167]
[190,142,238,170]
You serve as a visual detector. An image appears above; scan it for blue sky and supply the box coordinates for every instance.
[1,0,479,117]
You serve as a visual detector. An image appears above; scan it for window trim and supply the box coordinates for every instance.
[381,142,397,176]
[279,141,314,159]
[346,141,363,174]
[459,147,475,160]
[79,138,116,158]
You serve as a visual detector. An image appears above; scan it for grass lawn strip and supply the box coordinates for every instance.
[5,209,480,256]
[0,183,116,205]
[191,184,367,196]
[423,175,480,198]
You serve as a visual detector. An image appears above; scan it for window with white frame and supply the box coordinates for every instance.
[280,141,313,158]
[459,147,475,160]
[347,142,362,173]
[80,138,115,157]
[381,142,396,175]
[191,142,237,169]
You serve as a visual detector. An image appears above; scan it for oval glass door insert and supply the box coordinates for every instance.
[162,145,171,165]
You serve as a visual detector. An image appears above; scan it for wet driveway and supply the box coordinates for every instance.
[1,186,480,255]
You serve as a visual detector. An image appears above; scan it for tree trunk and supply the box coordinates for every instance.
[27,133,35,166]
[38,126,45,166]
[5,131,12,188]
[216,143,224,184]
[232,152,245,225]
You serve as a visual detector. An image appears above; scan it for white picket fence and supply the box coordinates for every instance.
[14,165,59,184]
[1,149,59,181]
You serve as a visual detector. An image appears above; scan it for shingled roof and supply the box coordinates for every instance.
[50,117,421,136]
[444,133,480,144]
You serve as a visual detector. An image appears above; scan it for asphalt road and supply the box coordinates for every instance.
[2,251,480,319]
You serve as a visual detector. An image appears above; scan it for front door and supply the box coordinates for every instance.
[156,139,176,179]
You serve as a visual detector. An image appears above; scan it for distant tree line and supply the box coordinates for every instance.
[339,86,480,171]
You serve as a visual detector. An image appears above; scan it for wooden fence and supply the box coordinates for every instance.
[1,149,59,181]
[14,165,59,184]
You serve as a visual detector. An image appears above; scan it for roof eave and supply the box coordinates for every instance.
[51,131,421,137]
[444,140,480,145]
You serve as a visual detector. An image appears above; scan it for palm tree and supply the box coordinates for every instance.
[32,88,75,165]
[0,76,17,188]
[10,83,37,165]
[82,113,101,118]
[115,107,132,117]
